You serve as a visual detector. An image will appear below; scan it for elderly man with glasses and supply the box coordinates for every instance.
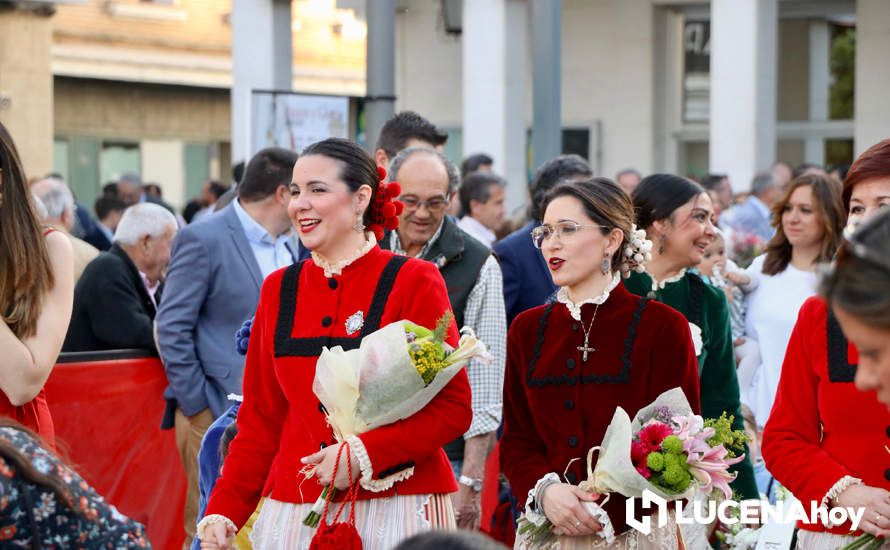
[380,146,506,532]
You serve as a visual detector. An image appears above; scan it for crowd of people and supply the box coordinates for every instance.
[2,109,890,550]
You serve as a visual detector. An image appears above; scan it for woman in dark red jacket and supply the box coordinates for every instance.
[501,178,700,548]
[199,138,472,549]
[762,139,890,549]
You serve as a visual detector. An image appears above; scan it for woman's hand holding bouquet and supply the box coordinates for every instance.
[301,312,489,528]
[541,483,603,537]
[518,388,747,547]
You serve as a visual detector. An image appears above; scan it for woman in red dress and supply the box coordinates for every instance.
[762,139,890,549]
[0,121,74,446]
[199,138,472,549]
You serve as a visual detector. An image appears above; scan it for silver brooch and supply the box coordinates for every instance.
[345,310,364,335]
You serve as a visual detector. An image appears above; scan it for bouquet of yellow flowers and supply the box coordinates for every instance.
[304,312,488,527]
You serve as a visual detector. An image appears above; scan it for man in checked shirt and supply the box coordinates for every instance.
[380,144,506,531]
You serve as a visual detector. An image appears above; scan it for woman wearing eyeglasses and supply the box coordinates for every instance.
[623,174,759,503]
[501,177,700,549]
[762,140,890,549]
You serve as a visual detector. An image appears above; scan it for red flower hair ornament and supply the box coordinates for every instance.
[367,166,404,241]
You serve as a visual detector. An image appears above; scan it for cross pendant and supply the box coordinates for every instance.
[578,343,595,362]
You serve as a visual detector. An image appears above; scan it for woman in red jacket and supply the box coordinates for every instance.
[198,138,472,549]
[501,178,700,548]
[0,121,74,446]
[762,139,890,549]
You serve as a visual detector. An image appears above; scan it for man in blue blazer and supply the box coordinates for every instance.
[494,155,593,325]
[156,147,301,546]
[719,171,779,242]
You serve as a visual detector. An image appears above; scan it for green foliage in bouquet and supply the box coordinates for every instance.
[405,311,454,385]
[645,436,693,494]
[703,413,749,458]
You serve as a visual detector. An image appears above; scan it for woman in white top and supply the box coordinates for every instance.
[742,173,845,428]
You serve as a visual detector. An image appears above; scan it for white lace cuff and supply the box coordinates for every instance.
[196,514,237,541]
[821,475,863,508]
[525,472,561,527]
[581,500,616,544]
[346,435,415,493]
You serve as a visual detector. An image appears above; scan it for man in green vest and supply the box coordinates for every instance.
[380,147,507,532]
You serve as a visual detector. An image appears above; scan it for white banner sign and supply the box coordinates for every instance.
[251,92,350,155]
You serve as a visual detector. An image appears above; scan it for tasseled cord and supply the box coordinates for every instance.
[309,441,363,550]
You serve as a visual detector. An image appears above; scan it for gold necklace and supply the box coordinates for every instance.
[577,304,601,362]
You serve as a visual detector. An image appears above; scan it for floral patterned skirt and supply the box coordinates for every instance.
[250,494,455,550]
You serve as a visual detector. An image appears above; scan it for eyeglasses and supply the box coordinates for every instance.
[399,195,449,213]
[531,221,609,249]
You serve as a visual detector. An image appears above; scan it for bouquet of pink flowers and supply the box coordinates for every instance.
[518,388,747,547]
[728,231,766,269]
[580,388,746,502]
[626,407,747,500]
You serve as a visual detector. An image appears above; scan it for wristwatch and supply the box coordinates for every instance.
[459,475,483,492]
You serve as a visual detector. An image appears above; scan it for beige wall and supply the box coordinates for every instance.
[0,10,54,178]
[394,0,657,176]
[394,1,463,127]
[53,0,364,94]
[54,77,230,141]
[562,0,654,176]
[142,140,185,209]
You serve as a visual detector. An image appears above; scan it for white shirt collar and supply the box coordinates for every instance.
[139,271,160,307]
[457,216,496,247]
[389,220,446,258]
[232,198,287,245]
[556,272,621,321]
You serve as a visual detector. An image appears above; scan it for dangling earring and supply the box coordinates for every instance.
[601,255,612,275]
[658,235,666,255]
[353,213,365,233]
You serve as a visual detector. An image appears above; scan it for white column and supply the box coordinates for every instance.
[231,0,293,164]
[462,0,507,190]
[805,20,829,165]
[709,0,777,193]
[503,0,529,212]
[855,0,890,155]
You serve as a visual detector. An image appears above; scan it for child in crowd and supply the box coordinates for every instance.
[696,231,761,391]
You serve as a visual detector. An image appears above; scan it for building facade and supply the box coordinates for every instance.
[50,0,365,210]
[2,0,887,214]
